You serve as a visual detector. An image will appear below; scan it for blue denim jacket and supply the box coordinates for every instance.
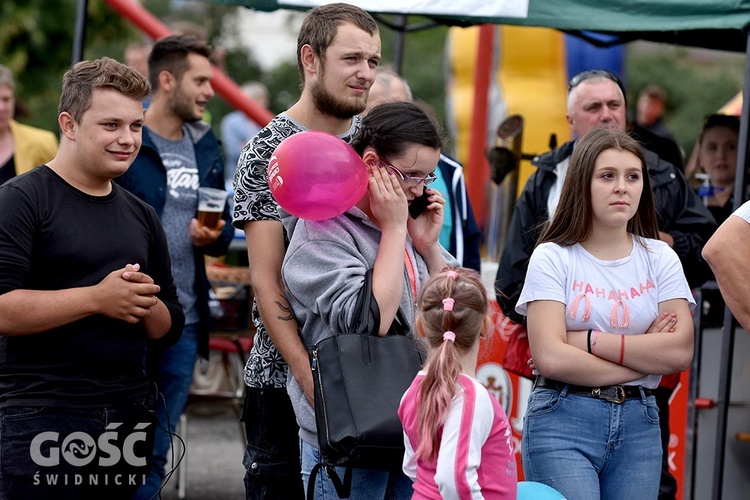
[115,122,233,359]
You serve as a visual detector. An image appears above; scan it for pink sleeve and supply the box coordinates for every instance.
[434,376,492,499]
[398,378,420,484]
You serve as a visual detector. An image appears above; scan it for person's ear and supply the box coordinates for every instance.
[479,315,492,339]
[361,149,380,167]
[300,44,320,77]
[58,112,77,141]
[158,70,176,93]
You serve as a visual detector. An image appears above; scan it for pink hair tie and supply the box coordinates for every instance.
[442,298,455,311]
[443,331,456,343]
[446,271,458,280]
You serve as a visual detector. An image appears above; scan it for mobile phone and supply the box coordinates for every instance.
[409,192,430,219]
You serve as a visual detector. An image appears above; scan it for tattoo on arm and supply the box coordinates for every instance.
[275,298,294,321]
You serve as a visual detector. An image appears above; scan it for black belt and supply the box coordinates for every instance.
[534,376,652,404]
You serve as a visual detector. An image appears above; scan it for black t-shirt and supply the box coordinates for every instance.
[0,166,183,407]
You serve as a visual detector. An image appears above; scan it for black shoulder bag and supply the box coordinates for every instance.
[307,269,425,499]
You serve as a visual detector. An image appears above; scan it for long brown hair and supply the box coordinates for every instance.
[540,128,659,245]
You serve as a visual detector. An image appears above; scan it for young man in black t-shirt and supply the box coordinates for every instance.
[0,57,184,499]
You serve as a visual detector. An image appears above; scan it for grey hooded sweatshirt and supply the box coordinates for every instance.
[280,206,458,447]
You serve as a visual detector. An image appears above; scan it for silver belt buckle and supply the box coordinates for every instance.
[592,386,626,404]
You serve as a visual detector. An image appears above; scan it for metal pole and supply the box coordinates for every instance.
[466,24,496,230]
[734,34,750,204]
[392,15,407,75]
[72,0,89,65]
[710,29,750,500]
[684,287,704,500]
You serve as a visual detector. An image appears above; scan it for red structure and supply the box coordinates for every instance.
[102,0,274,127]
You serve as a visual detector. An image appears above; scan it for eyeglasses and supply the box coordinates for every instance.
[568,69,624,92]
[384,162,437,186]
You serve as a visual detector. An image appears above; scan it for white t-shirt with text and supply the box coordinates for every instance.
[517,236,696,388]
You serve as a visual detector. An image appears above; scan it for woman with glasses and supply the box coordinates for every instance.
[279,101,458,499]
[516,128,695,500]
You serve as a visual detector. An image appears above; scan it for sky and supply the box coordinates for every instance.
[224,9,305,70]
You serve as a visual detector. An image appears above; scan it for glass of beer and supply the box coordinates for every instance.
[197,187,227,230]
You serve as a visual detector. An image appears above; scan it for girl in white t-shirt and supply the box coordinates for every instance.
[398,267,517,499]
[516,128,695,500]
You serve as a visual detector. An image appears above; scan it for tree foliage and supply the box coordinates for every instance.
[626,45,744,158]
[376,17,450,121]
[0,0,141,132]
[0,0,264,131]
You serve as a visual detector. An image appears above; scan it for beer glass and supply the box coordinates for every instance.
[197,187,227,230]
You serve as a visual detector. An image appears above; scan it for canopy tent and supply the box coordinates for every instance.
[209,0,750,52]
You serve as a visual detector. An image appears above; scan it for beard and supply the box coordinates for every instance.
[310,73,367,119]
[170,88,202,123]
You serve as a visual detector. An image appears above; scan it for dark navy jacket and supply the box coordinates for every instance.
[437,154,482,273]
[116,122,233,359]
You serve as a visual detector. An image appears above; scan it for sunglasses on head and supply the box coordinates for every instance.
[568,69,624,92]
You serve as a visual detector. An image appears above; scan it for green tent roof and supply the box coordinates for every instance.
[207,0,750,51]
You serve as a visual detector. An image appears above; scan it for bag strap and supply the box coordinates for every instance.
[356,268,380,334]
[367,294,410,337]
[307,463,353,500]
[360,268,410,337]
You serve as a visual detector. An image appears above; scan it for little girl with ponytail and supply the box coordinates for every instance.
[398,267,517,499]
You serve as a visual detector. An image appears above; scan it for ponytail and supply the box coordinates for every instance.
[414,268,487,461]
[416,330,462,461]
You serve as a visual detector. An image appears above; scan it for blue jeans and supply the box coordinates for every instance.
[300,439,412,500]
[522,385,662,500]
[134,324,198,500]
[242,387,304,500]
[0,398,155,499]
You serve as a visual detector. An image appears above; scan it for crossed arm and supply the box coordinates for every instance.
[527,298,693,386]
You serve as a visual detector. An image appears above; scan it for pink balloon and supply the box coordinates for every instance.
[268,131,368,220]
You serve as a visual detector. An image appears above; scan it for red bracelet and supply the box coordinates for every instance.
[619,334,625,365]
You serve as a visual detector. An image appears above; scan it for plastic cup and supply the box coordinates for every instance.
[197,187,227,230]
